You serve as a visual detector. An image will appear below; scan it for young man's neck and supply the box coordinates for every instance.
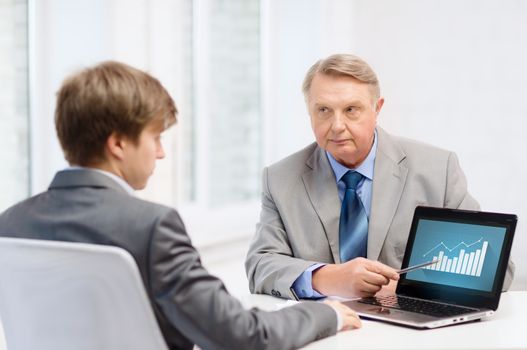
[69,162,135,194]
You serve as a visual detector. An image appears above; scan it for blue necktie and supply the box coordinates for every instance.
[339,171,368,262]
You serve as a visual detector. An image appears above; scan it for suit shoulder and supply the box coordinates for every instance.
[115,193,181,221]
[390,133,454,161]
[0,195,36,225]
[121,194,172,212]
[266,142,318,175]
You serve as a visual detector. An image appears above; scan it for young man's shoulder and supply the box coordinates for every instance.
[100,189,183,230]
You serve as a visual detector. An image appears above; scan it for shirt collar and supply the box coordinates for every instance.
[326,129,377,182]
[65,166,135,195]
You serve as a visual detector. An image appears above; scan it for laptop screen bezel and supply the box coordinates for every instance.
[396,206,517,310]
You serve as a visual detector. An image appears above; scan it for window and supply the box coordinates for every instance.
[0,0,29,211]
[176,0,262,245]
[21,0,262,246]
[194,0,261,206]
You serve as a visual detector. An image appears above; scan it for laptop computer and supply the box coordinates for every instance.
[344,206,517,328]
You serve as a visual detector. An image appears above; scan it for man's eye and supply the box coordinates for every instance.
[346,106,357,113]
[319,107,328,113]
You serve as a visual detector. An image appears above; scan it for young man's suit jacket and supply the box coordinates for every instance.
[0,169,337,350]
[245,127,514,299]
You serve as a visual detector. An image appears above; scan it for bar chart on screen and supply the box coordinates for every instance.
[422,237,488,277]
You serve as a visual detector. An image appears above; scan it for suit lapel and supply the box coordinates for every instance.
[302,146,341,263]
[368,127,408,260]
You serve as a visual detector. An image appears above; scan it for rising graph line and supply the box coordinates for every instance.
[422,237,483,258]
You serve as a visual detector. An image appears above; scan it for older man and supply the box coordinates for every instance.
[245,53,514,300]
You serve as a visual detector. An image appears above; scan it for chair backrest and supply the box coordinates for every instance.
[0,237,168,350]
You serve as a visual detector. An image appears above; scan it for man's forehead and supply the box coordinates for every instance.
[309,74,374,103]
[309,87,371,104]
[312,72,367,85]
[311,96,365,105]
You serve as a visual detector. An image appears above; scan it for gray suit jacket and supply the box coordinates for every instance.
[245,127,514,299]
[0,169,337,350]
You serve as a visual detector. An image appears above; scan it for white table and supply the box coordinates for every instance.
[2,291,524,350]
[240,291,527,350]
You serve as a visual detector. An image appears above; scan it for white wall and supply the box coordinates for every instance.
[261,0,356,164]
[29,0,527,288]
[350,0,527,290]
[264,0,527,289]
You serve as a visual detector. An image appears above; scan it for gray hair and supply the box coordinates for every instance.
[302,54,380,101]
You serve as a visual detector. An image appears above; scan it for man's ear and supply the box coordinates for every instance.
[375,97,385,115]
[106,132,127,161]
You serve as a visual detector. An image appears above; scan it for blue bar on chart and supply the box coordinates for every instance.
[426,241,488,277]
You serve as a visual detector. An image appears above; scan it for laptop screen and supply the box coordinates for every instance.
[398,206,517,309]
[405,219,506,292]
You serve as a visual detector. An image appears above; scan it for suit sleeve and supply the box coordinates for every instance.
[444,152,480,210]
[245,167,322,299]
[148,209,337,350]
[445,152,515,290]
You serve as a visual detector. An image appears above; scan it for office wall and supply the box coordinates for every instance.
[350,1,527,290]
[28,0,526,288]
[264,0,527,289]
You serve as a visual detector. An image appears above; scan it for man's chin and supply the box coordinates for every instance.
[131,180,148,191]
[328,150,362,168]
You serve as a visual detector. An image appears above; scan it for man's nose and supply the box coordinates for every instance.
[331,113,346,132]
[157,145,166,159]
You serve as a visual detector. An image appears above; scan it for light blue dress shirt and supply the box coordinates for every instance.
[291,131,378,298]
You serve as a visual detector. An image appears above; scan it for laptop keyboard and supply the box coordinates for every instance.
[358,295,477,317]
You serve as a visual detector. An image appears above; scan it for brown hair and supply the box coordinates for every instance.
[55,61,177,165]
[302,54,380,101]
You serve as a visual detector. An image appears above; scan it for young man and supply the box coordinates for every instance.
[0,61,360,350]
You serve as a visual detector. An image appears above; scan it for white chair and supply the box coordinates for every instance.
[0,237,168,350]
